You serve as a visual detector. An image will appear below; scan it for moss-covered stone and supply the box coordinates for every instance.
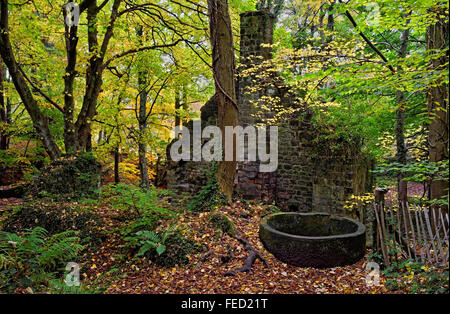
[208,212,236,236]
[148,232,201,267]
[259,212,366,268]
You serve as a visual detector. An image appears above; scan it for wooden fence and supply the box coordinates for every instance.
[373,201,449,267]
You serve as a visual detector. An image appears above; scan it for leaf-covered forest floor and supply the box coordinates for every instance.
[73,200,392,294]
[3,183,434,294]
[385,182,425,204]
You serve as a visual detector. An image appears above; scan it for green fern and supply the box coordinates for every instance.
[0,227,84,293]
[39,231,83,269]
[127,225,177,257]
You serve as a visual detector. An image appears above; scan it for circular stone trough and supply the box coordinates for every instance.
[259,212,366,268]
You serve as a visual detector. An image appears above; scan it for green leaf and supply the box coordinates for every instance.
[137,241,156,257]
[156,244,166,256]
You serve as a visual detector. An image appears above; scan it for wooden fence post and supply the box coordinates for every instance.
[373,188,389,261]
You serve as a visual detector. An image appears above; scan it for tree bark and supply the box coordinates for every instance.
[396,90,408,205]
[426,8,449,205]
[72,0,121,152]
[0,58,9,150]
[62,2,80,153]
[136,26,150,189]
[114,146,120,184]
[207,0,239,203]
[174,87,182,127]
[395,27,410,206]
[0,0,61,159]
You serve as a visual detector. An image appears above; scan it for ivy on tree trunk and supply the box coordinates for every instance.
[207,0,239,203]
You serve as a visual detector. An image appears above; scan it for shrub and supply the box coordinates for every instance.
[104,184,195,267]
[383,260,449,294]
[123,225,200,268]
[120,215,161,237]
[103,183,173,218]
[125,226,177,258]
[0,227,83,293]
[104,183,176,236]
[0,145,47,185]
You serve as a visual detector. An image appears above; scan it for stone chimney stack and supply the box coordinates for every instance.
[237,11,275,126]
[239,11,274,60]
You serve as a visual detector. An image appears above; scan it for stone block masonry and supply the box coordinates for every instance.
[166,11,372,217]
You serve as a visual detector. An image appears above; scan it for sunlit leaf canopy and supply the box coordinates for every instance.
[241,0,448,161]
[4,0,215,165]
[1,0,448,165]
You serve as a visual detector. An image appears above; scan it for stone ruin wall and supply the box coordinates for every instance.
[166,11,373,217]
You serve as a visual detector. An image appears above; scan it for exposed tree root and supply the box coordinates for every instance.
[224,228,269,276]
[194,249,214,271]
[207,211,269,276]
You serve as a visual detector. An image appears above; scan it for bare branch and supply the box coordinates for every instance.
[17,64,64,113]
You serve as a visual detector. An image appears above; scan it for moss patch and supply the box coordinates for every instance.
[28,152,101,200]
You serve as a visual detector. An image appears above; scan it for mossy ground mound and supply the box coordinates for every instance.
[1,201,102,244]
[148,232,201,267]
[29,152,101,200]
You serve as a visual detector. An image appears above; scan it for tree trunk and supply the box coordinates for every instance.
[62,2,80,153]
[395,27,410,206]
[207,0,239,203]
[174,87,182,127]
[138,139,149,188]
[0,59,9,150]
[86,127,92,152]
[74,1,101,152]
[175,85,189,127]
[136,26,150,189]
[396,90,408,205]
[74,0,121,152]
[114,146,120,184]
[426,9,449,205]
[0,0,61,159]
[97,129,104,145]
